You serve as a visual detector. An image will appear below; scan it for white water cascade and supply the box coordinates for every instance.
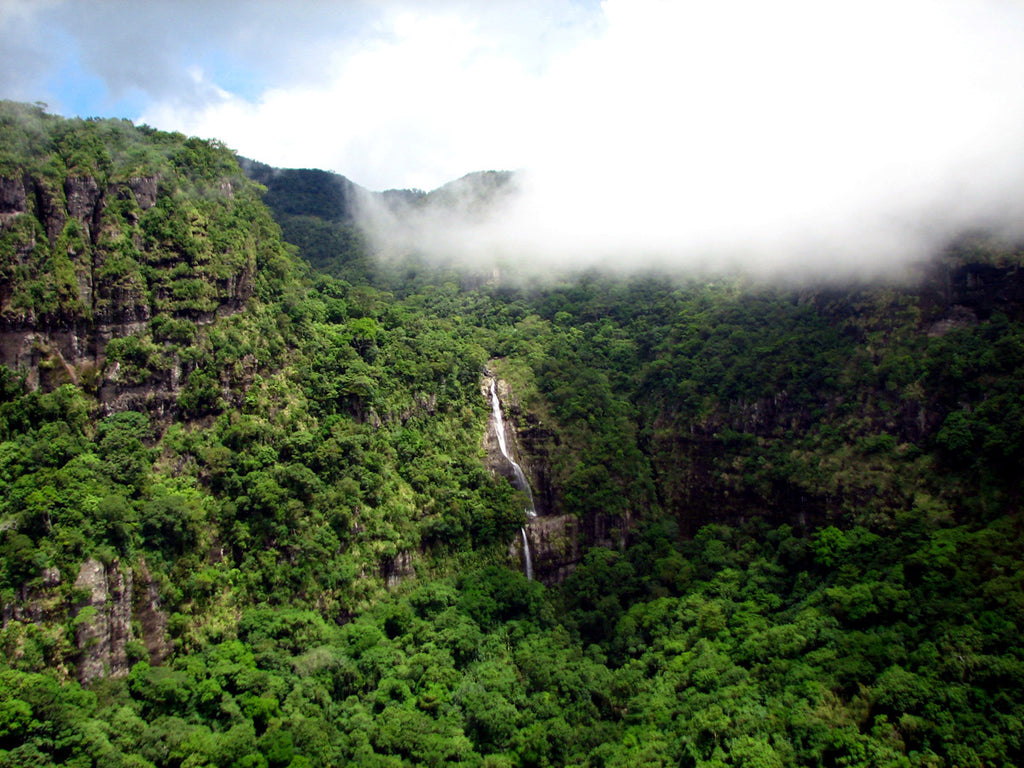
[489,379,536,580]
[520,528,534,582]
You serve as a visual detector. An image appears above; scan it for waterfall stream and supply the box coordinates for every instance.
[520,527,534,582]
[489,379,536,579]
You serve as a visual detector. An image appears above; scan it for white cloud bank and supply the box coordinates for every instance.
[10,0,1024,279]
[138,2,596,191]
[326,0,1024,279]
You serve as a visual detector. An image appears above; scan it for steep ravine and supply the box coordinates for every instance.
[482,374,582,583]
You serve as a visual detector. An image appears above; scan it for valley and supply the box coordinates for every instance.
[1,101,1022,767]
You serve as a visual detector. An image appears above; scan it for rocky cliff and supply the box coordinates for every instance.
[73,558,134,683]
[484,251,1024,567]
[2,557,170,684]
[484,374,593,583]
[0,104,274,418]
[0,170,256,413]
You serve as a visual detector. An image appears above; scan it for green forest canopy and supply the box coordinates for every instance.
[0,102,1022,767]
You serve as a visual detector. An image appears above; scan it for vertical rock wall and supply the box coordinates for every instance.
[0,168,257,414]
[0,557,172,684]
[73,558,134,683]
[484,374,586,583]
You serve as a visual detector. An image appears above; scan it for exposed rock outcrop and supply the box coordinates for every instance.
[0,176,27,221]
[64,176,103,241]
[2,558,171,683]
[382,550,416,589]
[486,373,591,582]
[521,514,582,584]
[128,176,158,211]
[73,558,134,683]
[2,566,65,626]
[0,168,257,416]
[135,559,171,666]
[481,375,552,515]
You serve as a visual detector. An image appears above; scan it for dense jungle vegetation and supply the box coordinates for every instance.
[1,101,1023,767]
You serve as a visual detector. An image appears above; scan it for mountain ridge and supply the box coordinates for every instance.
[1,101,1023,768]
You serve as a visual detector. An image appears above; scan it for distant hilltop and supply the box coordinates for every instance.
[238,157,517,224]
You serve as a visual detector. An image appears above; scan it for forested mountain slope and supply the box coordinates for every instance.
[1,102,1023,767]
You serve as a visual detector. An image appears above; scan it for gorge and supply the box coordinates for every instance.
[1,102,1023,768]
[487,376,536,579]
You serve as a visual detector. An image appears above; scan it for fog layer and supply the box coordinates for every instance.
[358,0,1024,281]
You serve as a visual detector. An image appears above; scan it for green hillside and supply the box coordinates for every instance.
[1,102,1023,767]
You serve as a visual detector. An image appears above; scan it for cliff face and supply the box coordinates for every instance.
[0,102,276,416]
[484,376,590,582]
[0,169,256,413]
[1,175,149,375]
[481,376,556,516]
[2,557,170,684]
[73,558,134,683]
[920,257,1024,326]
[488,256,1024,570]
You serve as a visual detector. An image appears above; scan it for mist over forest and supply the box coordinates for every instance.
[2,8,1024,761]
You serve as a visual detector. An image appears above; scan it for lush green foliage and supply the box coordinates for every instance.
[0,99,283,332]
[1,105,1023,767]
[237,161,375,285]
[4,511,1024,766]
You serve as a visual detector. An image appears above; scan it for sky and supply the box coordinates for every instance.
[4,0,1024,279]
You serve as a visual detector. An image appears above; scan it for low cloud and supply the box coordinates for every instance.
[355,0,1024,282]
[5,0,1024,280]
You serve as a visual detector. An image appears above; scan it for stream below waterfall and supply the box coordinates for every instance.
[489,379,536,580]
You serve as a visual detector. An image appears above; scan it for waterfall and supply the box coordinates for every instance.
[521,527,534,581]
[489,379,536,579]
[489,380,536,515]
